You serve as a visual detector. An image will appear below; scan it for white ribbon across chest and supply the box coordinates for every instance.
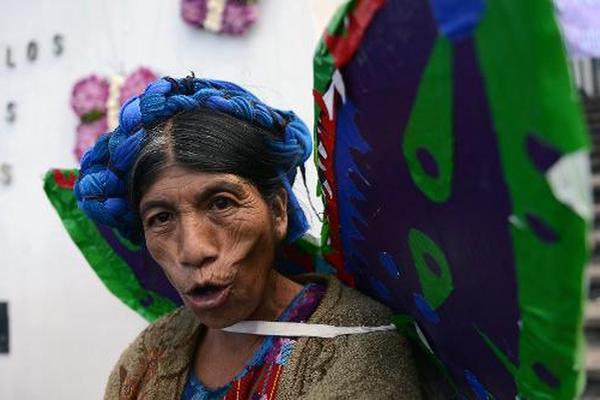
[221,321,397,338]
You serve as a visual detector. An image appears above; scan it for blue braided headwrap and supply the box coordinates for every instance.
[74,77,312,243]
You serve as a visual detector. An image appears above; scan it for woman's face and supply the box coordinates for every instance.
[139,166,287,328]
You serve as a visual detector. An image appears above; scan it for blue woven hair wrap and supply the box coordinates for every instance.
[74,76,312,243]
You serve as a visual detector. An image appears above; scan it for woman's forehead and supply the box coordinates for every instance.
[140,167,252,205]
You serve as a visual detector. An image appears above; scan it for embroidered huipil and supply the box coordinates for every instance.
[181,283,325,400]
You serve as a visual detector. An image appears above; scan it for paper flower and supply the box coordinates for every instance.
[181,0,208,26]
[181,0,258,35]
[70,75,110,118]
[222,1,258,35]
[119,67,158,106]
[72,67,158,163]
[74,118,108,161]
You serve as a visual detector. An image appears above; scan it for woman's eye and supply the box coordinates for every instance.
[211,196,235,211]
[148,212,172,227]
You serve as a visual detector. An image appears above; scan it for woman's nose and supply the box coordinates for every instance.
[176,214,218,269]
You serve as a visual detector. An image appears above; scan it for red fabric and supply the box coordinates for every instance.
[53,169,77,189]
[324,0,386,68]
[313,89,355,287]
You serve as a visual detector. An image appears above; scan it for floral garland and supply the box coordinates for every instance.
[70,67,157,162]
[181,0,258,35]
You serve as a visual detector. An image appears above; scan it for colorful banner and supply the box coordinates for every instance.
[314,0,590,398]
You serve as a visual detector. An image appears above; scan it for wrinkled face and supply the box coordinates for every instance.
[139,166,287,328]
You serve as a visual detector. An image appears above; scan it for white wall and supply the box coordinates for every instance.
[0,1,343,398]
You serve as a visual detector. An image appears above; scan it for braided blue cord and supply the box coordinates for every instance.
[74,77,312,242]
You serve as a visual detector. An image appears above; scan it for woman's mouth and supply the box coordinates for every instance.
[184,282,232,311]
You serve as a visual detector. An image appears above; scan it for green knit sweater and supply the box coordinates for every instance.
[104,274,421,399]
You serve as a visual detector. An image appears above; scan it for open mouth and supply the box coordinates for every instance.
[185,282,232,310]
[190,283,228,296]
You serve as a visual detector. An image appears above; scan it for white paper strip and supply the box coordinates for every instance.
[546,149,593,222]
[322,179,333,199]
[318,142,328,159]
[222,321,396,338]
[322,69,347,118]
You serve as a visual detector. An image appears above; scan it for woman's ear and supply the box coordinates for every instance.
[271,187,288,242]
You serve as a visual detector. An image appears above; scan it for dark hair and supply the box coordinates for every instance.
[129,107,287,213]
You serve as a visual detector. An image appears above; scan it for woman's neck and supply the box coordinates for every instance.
[207,271,302,345]
[194,271,303,389]
[249,270,304,321]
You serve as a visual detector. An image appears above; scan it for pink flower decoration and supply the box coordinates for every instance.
[119,67,158,106]
[222,1,258,35]
[74,118,108,161]
[71,75,110,117]
[181,0,208,27]
[180,0,258,34]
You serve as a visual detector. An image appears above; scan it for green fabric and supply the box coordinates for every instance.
[403,37,454,203]
[475,1,589,398]
[44,169,177,322]
[408,228,453,310]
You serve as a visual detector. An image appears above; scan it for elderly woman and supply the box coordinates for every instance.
[74,77,420,399]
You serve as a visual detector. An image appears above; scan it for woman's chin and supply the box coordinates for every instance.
[183,301,245,329]
[190,310,244,330]
[181,286,259,329]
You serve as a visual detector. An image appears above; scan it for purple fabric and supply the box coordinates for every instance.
[335,0,520,396]
[555,0,600,57]
[96,224,182,306]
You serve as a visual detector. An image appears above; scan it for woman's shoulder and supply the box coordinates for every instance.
[281,274,421,399]
[294,273,394,326]
[103,307,199,399]
[138,306,199,349]
[116,306,200,372]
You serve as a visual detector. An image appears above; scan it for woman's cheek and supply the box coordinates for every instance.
[145,235,166,263]
[230,273,262,317]
[146,236,179,282]
[219,218,262,264]
[224,213,275,303]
